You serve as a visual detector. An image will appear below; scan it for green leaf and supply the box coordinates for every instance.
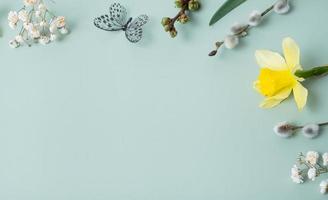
[209,0,247,26]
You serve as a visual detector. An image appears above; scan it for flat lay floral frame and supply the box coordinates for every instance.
[1,0,328,197]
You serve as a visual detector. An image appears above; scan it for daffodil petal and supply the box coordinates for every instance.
[260,98,283,108]
[293,82,308,110]
[283,37,301,71]
[253,81,261,93]
[255,50,288,70]
[259,87,292,108]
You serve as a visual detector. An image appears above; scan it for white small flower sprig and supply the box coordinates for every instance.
[8,0,69,48]
[274,121,328,139]
[291,151,328,194]
[208,0,290,57]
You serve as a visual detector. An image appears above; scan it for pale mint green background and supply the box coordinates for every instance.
[0,0,328,199]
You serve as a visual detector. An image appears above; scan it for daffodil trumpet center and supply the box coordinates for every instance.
[256,65,328,98]
[295,65,328,79]
[257,68,296,97]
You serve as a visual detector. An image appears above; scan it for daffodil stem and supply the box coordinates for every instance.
[295,65,328,79]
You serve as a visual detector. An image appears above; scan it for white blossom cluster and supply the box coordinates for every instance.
[291,151,328,194]
[8,0,68,48]
[223,0,290,49]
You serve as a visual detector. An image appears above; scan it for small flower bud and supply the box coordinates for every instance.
[188,0,200,11]
[169,28,177,38]
[15,35,24,43]
[174,0,183,8]
[307,168,316,181]
[273,122,295,138]
[38,3,47,12]
[248,10,262,26]
[274,0,290,14]
[9,39,19,48]
[224,35,239,49]
[50,34,57,41]
[306,151,319,165]
[39,36,50,45]
[291,165,303,184]
[23,22,33,30]
[59,27,69,35]
[35,10,41,18]
[9,22,17,30]
[161,17,171,26]
[178,14,189,24]
[8,11,19,24]
[18,10,28,22]
[208,50,217,57]
[302,124,320,139]
[164,25,171,32]
[39,20,47,27]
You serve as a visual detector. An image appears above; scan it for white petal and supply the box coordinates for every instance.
[293,82,308,111]
[283,37,301,71]
[255,50,288,70]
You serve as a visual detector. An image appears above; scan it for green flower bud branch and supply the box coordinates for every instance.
[295,65,328,79]
[161,0,200,38]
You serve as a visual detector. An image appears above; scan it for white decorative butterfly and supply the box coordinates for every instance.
[94,3,149,43]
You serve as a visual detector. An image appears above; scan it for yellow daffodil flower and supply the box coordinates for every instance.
[254,37,308,110]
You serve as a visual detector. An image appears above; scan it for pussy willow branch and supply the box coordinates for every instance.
[208,4,275,56]
[292,121,328,130]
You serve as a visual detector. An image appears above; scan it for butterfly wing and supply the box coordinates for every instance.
[94,14,122,31]
[125,15,149,43]
[109,3,127,27]
[94,3,127,31]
